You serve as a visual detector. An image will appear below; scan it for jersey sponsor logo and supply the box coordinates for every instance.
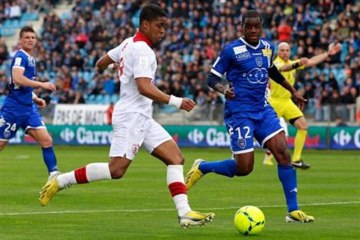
[14,57,22,66]
[235,52,250,61]
[233,45,247,54]
[262,49,272,58]
[242,68,268,84]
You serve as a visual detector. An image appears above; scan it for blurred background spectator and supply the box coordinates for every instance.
[0,0,359,125]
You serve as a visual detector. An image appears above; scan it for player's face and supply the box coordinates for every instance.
[20,32,37,52]
[146,17,167,45]
[278,45,291,61]
[243,17,262,46]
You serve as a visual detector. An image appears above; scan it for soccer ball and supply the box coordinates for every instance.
[234,206,265,236]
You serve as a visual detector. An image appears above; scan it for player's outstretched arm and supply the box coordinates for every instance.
[136,77,195,112]
[278,58,309,72]
[95,54,116,72]
[305,43,341,67]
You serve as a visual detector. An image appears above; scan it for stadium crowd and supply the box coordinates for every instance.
[0,0,359,123]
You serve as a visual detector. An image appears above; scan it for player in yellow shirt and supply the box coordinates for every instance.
[264,42,341,169]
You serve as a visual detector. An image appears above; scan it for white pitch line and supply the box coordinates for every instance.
[1,201,359,216]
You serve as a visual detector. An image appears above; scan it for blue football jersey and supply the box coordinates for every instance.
[3,49,36,114]
[211,37,275,114]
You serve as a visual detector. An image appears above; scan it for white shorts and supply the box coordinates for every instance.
[109,113,172,159]
[279,117,288,137]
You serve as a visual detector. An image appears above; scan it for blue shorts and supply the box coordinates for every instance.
[224,106,283,154]
[0,105,44,141]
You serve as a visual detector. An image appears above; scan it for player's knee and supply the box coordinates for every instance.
[0,142,7,151]
[167,154,185,165]
[110,169,126,179]
[39,136,53,148]
[274,149,291,164]
[235,165,253,176]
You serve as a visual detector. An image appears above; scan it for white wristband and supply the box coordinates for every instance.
[32,92,37,100]
[169,95,182,109]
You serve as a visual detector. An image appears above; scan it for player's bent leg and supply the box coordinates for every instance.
[286,210,314,223]
[40,161,120,206]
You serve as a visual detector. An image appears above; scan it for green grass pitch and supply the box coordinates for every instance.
[1,145,359,240]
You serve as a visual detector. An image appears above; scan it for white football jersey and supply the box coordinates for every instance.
[108,32,157,117]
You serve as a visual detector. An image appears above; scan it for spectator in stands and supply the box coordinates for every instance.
[0,39,9,65]
[0,0,359,126]
[8,1,21,20]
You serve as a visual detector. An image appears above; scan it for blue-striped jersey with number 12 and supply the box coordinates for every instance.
[211,37,275,114]
[3,49,37,114]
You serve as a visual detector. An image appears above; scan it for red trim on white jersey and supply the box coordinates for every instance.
[133,31,153,46]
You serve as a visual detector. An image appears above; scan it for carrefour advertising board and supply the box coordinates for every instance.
[9,125,359,150]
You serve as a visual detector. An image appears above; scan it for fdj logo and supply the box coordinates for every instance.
[333,130,351,146]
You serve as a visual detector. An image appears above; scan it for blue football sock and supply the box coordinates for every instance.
[278,165,298,212]
[199,159,237,177]
[42,147,58,173]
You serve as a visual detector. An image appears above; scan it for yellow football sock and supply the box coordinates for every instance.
[292,129,307,162]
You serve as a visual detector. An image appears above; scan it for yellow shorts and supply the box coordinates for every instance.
[269,97,303,122]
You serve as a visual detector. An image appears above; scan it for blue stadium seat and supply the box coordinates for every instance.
[111,94,119,103]
[0,28,16,37]
[21,12,39,21]
[86,94,96,104]
[60,12,71,21]
[103,94,111,104]
[95,94,104,104]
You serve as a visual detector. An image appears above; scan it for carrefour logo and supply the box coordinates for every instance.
[333,130,351,146]
[188,129,204,144]
[188,128,230,146]
[60,128,75,142]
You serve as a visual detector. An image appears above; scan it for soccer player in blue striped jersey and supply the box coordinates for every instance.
[185,10,314,223]
[0,26,59,181]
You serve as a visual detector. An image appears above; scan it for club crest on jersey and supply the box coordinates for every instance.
[262,49,272,58]
[238,138,246,149]
[255,57,263,67]
[131,144,140,156]
[3,130,11,139]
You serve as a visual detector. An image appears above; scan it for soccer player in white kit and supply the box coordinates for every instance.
[40,4,214,228]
